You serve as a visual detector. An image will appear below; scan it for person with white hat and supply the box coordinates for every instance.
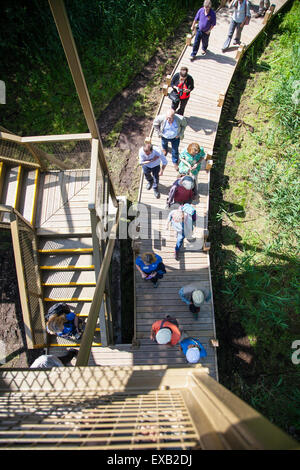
[179,282,211,319]
[166,175,197,209]
[150,316,181,346]
[179,337,207,363]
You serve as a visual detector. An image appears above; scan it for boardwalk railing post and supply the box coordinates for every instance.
[186,34,192,46]
[166,75,172,86]
[162,84,169,96]
[263,8,274,24]
[217,92,225,107]
[235,44,245,61]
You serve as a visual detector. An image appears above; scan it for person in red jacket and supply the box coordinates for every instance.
[166,175,197,208]
[170,67,194,116]
[150,316,181,346]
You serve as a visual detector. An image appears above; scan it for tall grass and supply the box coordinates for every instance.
[210,0,300,440]
[1,0,202,135]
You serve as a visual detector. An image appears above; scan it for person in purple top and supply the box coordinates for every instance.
[190,0,216,60]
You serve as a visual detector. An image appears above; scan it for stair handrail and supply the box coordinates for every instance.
[0,205,46,349]
[76,199,124,366]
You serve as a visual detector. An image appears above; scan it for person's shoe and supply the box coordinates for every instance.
[222,47,227,53]
[146,181,153,190]
[190,55,195,62]
[162,149,167,156]
[173,163,179,171]
[233,40,240,46]
[201,50,207,56]
[193,311,199,320]
[153,280,160,288]
[154,189,160,199]
[174,250,179,261]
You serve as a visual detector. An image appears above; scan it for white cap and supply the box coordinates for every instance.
[181,176,194,191]
[192,289,205,307]
[156,328,172,345]
[186,347,201,363]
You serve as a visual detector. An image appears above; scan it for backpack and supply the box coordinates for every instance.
[160,315,179,329]
[45,302,70,322]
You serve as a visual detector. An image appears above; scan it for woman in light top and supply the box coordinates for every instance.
[178,143,206,177]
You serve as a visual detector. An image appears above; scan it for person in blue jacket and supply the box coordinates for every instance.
[179,336,207,363]
[135,252,166,288]
[46,303,84,340]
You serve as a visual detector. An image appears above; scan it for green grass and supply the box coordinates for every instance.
[1,0,202,136]
[210,0,300,441]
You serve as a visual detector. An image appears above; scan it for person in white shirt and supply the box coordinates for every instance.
[222,0,251,52]
[139,143,168,198]
[153,109,187,170]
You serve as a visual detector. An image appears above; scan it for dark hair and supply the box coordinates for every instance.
[47,302,70,318]
[189,304,200,314]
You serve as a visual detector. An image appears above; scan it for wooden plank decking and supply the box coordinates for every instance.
[45,1,288,374]
[130,1,289,380]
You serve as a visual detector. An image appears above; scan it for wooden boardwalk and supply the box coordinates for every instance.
[129,1,288,380]
[42,1,288,373]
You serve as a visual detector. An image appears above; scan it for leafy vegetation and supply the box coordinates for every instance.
[210,0,300,440]
[0,0,203,136]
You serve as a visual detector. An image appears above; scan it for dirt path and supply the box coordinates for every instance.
[97,13,194,200]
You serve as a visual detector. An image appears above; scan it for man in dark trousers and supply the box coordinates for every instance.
[170,66,194,116]
[190,0,216,60]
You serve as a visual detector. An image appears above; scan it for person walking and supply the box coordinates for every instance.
[166,204,196,260]
[30,349,78,368]
[135,252,166,288]
[179,282,211,320]
[254,0,270,18]
[139,142,168,199]
[46,303,85,341]
[179,336,207,363]
[190,0,216,60]
[222,0,251,52]
[178,143,206,178]
[166,175,197,209]
[150,316,181,346]
[169,67,194,116]
[153,109,187,171]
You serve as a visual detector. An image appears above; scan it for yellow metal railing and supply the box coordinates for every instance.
[0,205,46,349]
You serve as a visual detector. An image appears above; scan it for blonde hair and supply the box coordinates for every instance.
[187,143,200,154]
[46,314,66,335]
[204,0,212,7]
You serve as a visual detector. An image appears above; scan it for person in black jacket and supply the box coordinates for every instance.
[170,67,194,116]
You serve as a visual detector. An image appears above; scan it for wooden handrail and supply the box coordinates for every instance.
[21,133,92,143]
[76,200,124,366]
[48,0,118,207]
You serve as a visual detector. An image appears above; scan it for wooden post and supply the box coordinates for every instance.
[206,160,213,171]
[235,44,245,61]
[217,92,225,107]
[144,137,152,145]
[166,75,172,86]
[162,84,169,96]
[210,338,219,348]
[203,241,211,252]
[263,9,273,24]
[205,153,212,161]
[132,240,141,254]
[186,34,192,46]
